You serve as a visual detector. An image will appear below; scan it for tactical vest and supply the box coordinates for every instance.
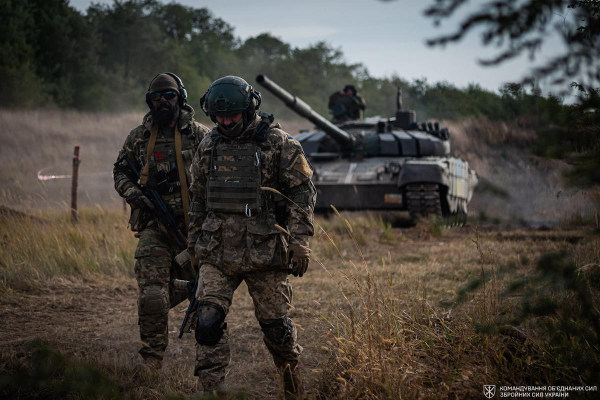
[138,132,195,217]
[206,139,262,216]
[147,140,181,194]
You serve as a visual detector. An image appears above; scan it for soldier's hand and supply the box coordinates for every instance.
[287,243,310,277]
[124,187,155,210]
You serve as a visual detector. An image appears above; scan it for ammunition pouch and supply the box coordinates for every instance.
[207,141,262,216]
[263,190,289,227]
[149,168,181,196]
[190,198,206,213]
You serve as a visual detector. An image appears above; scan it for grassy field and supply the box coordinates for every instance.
[0,208,598,399]
[0,207,135,290]
[0,110,598,399]
[0,110,312,211]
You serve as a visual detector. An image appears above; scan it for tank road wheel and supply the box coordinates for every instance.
[405,184,444,224]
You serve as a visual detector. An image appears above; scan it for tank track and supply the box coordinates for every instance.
[405,183,467,226]
[405,184,443,219]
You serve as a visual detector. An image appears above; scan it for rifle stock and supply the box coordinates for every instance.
[176,274,199,338]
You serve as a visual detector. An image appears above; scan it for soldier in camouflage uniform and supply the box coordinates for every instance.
[113,73,210,369]
[188,76,316,398]
[328,84,366,123]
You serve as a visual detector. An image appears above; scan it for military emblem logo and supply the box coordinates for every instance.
[484,385,496,398]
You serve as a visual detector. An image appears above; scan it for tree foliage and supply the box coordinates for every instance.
[425,0,600,187]
[425,0,599,90]
[0,0,579,129]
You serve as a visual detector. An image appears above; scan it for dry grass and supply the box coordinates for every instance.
[0,110,140,210]
[1,110,599,398]
[307,210,599,399]
[0,110,139,182]
[0,110,311,212]
[0,207,135,291]
[0,208,597,399]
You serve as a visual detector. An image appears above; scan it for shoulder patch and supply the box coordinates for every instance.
[292,154,313,178]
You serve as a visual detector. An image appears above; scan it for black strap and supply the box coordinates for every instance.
[254,111,274,143]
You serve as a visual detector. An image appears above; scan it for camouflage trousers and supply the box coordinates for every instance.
[134,224,194,361]
[194,263,302,392]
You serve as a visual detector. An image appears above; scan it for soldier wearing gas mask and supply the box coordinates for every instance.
[113,73,210,369]
[188,76,316,398]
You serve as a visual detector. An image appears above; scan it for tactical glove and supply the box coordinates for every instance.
[124,187,154,210]
[287,242,310,277]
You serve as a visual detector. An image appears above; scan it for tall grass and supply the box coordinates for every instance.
[0,208,135,291]
[0,203,597,398]
[312,211,466,398]
[311,210,600,399]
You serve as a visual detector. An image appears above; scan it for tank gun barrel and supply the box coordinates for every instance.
[256,75,354,146]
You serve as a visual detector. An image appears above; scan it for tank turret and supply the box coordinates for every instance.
[256,75,355,148]
[256,74,478,225]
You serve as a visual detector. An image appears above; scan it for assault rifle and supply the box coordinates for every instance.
[172,274,199,338]
[114,154,188,250]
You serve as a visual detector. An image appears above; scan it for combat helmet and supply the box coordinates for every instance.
[200,76,262,126]
[343,84,357,96]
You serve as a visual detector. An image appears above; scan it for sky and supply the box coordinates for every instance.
[70,0,568,95]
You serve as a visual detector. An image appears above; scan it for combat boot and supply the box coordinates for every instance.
[132,357,162,378]
[196,378,226,399]
[281,364,304,400]
[144,357,163,370]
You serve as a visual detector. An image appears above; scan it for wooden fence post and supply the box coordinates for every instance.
[71,145,80,223]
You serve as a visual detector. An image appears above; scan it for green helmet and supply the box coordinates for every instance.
[200,76,262,123]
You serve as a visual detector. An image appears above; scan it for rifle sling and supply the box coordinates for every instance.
[139,124,159,186]
[139,124,194,266]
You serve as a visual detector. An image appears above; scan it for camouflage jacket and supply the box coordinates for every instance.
[328,92,366,122]
[113,105,210,231]
[188,114,316,275]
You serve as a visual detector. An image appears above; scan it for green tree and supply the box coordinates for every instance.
[425,0,600,187]
[0,0,579,124]
[0,0,45,108]
[426,0,599,92]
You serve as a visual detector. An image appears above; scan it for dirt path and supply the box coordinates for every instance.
[0,273,327,399]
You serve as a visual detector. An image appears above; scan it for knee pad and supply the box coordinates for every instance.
[139,285,169,316]
[195,302,226,345]
[259,317,293,345]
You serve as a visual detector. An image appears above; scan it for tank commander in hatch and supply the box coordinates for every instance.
[328,84,366,123]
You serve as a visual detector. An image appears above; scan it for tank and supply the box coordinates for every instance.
[256,75,478,224]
